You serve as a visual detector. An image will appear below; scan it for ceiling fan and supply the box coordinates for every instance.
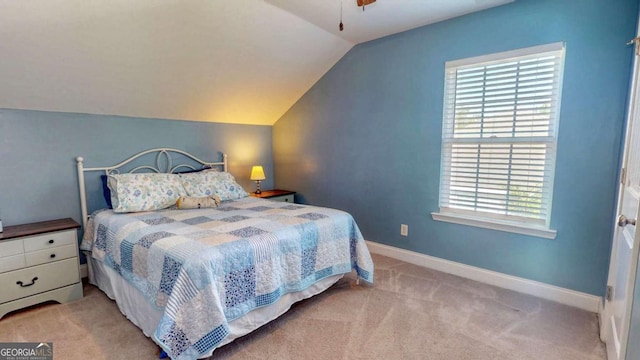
[340,0,376,31]
[357,0,376,7]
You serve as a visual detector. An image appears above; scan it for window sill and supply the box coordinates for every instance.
[431,212,557,239]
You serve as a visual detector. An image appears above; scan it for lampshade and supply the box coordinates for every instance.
[250,166,266,181]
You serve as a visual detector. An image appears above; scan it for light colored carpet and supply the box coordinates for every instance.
[0,254,605,360]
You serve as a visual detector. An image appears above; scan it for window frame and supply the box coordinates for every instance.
[431,42,565,239]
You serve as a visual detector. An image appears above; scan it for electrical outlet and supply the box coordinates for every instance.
[400,224,408,236]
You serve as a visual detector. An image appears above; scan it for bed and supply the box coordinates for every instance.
[76,148,374,360]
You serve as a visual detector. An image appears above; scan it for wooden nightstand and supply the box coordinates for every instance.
[250,189,296,203]
[0,218,83,319]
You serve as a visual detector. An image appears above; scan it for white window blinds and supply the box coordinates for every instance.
[439,43,565,227]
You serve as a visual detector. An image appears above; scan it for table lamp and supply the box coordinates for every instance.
[250,166,266,194]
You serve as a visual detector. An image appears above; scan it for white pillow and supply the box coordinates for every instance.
[107,173,186,213]
[179,171,248,201]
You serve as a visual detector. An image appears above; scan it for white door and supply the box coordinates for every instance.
[603,35,640,360]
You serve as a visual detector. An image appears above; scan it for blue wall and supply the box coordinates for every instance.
[273,0,638,296]
[0,109,273,226]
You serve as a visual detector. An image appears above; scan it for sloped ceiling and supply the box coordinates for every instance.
[0,0,512,126]
[267,0,513,44]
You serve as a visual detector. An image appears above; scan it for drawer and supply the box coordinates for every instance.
[25,244,77,267]
[271,194,294,203]
[0,258,79,304]
[0,239,24,257]
[22,229,76,252]
[0,254,26,274]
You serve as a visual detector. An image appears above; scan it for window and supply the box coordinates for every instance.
[432,43,565,239]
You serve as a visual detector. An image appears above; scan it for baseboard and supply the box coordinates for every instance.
[366,241,602,313]
[80,263,88,279]
[599,299,607,342]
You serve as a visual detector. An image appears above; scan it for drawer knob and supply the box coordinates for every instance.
[50,254,56,259]
[48,239,55,244]
[16,277,39,288]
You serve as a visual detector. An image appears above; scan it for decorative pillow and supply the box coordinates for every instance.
[179,171,248,201]
[176,195,221,209]
[107,173,187,213]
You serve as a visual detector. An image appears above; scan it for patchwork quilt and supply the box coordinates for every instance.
[81,197,374,360]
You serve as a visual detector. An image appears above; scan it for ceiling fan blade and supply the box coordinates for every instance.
[357,0,376,7]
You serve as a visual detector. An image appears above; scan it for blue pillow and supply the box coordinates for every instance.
[100,175,113,209]
[175,166,212,174]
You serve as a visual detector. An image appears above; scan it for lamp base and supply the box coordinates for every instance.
[254,180,262,195]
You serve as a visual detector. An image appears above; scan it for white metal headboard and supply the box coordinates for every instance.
[76,148,227,229]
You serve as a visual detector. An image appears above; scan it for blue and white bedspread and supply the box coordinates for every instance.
[82,197,374,360]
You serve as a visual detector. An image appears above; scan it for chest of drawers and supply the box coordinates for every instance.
[0,218,83,319]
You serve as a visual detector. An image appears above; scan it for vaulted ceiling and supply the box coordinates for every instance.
[0,0,512,125]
